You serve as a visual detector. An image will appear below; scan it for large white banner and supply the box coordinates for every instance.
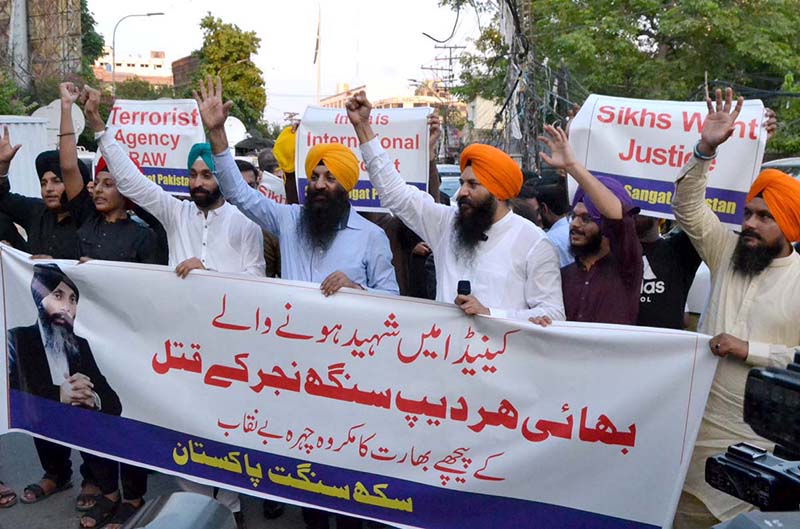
[296,107,430,212]
[105,99,206,195]
[0,244,716,529]
[570,94,767,226]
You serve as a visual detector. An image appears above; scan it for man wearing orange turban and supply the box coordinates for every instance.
[346,90,564,322]
[195,76,398,299]
[671,88,800,529]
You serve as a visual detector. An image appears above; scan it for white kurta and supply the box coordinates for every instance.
[361,138,564,322]
[97,132,265,275]
[673,156,800,519]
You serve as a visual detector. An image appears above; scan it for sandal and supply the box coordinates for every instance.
[79,494,119,529]
[0,481,17,508]
[106,499,144,529]
[20,475,73,504]
[77,480,101,511]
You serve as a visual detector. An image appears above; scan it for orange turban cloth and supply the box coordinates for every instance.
[273,126,296,174]
[304,143,360,192]
[459,144,522,200]
[746,168,800,242]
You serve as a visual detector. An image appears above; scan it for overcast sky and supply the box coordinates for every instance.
[87,0,481,124]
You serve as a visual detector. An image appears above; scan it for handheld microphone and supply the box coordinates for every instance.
[457,280,471,296]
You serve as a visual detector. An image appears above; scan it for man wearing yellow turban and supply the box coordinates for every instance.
[194,76,398,297]
[671,88,800,529]
[346,90,564,322]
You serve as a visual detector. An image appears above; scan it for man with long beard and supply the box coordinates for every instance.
[8,264,121,514]
[195,77,398,297]
[8,263,121,411]
[196,76,396,529]
[536,125,642,325]
[344,90,563,321]
[671,88,800,528]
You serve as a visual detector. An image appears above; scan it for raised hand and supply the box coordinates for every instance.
[0,126,22,166]
[193,75,233,131]
[538,124,577,173]
[345,90,372,127]
[428,114,441,159]
[59,82,80,107]
[79,86,105,132]
[699,87,744,154]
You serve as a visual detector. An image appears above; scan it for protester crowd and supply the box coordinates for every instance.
[0,75,792,529]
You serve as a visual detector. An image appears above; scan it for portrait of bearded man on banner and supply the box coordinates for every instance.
[7,263,121,415]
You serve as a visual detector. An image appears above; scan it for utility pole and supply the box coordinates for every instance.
[422,44,465,162]
[421,64,450,161]
[519,0,537,173]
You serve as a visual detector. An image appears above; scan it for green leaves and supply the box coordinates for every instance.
[196,14,267,130]
[442,0,800,154]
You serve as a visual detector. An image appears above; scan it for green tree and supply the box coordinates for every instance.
[0,73,32,115]
[768,74,800,155]
[444,0,800,153]
[115,77,173,100]
[196,14,267,129]
[80,0,105,80]
[452,24,507,104]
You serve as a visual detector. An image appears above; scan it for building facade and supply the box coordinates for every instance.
[93,47,173,87]
[0,0,82,89]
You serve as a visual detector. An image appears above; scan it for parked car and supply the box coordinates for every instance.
[761,157,800,178]
[437,164,460,205]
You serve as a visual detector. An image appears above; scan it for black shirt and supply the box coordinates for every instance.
[637,231,702,329]
[0,183,93,259]
[0,211,26,251]
[77,213,160,265]
[130,205,169,265]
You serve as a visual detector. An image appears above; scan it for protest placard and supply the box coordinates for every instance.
[0,244,716,528]
[105,99,206,195]
[258,171,287,204]
[296,107,430,211]
[569,94,767,226]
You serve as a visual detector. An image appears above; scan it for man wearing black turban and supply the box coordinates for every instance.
[7,263,120,504]
[0,127,93,259]
[9,263,119,410]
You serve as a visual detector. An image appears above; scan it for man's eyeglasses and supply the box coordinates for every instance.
[568,212,595,225]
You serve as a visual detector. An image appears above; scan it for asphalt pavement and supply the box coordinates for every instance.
[0,432,309,529]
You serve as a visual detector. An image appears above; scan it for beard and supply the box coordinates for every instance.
[39,309,80,364]
[190,186,222,208]
[732,230,783,277]
[569,229,603,259]
[453,194,496,263]
[299,186,350,251]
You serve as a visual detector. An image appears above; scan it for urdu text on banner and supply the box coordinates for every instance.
[105,99,206,195]
[569,94,767,227]
[296,107,430,212]
[0,245,716,529]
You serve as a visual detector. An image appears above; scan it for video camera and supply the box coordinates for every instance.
[705,352,800,511]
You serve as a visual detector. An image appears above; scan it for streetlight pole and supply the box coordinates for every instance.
[112,12,165,96]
